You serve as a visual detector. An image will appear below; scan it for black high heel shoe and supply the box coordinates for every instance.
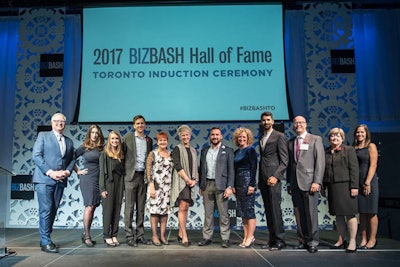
[364,240,377,249]
[177,235,183,243]
[82,233,96,247]
[330,240,347,249]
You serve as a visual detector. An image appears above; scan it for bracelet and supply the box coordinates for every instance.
[364,183,370,186]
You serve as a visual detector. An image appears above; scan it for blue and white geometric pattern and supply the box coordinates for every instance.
[10,4,357,231]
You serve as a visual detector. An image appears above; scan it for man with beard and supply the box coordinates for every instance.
[287,116,325,253]
[198,127,235,248]
[258,112,289,250]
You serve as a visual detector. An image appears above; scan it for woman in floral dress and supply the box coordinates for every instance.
[146,131,173,246]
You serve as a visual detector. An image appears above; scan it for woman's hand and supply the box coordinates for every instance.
[149,183,156,198]
[247,186,255,195]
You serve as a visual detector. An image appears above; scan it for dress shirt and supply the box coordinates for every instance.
[206,144,220,179]
[135,132,147,171]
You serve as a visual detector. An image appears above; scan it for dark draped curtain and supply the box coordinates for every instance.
[353,10,400,132]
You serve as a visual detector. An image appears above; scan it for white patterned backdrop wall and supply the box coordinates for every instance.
[10,4,357,231]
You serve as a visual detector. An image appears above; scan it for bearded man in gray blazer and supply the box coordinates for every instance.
[287,116,325,253]
[198,127,235,248]
[32,113,75,253]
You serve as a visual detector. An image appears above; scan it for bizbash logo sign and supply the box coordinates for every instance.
[330,49,355,73]
[40,54,64,77]
[11,175,35,200]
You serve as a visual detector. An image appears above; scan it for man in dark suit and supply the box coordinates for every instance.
[258,112,289,250]
[32,113,75,253]
[198,127,235,248]
[122,115,153,246]
[287,116,325,253]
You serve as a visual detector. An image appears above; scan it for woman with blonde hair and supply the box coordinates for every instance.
[170,125,198,247]
[232,127,257,248]
[99,131,125,247]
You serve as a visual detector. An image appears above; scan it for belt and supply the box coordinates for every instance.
[206,179,215,181]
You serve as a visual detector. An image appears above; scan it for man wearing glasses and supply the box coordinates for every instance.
[286,116,325,253]
[32,113,76,253]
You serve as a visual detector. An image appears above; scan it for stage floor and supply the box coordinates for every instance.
[2,228,400,267]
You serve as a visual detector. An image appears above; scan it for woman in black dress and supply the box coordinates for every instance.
[232,127,257,248]
[170,125,198,247]
[99,131,125,247]
[74,124,104,247]
[354,124,379,249]
[324,128,359,253]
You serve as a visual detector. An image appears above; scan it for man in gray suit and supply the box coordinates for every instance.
[198,127,235,248]
[32,113,75,253]
[287,116,325,253]
[258,112,289,250]
[122,115,153,246]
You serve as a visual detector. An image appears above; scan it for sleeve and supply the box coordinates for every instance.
[32,132,51,175]
[347,146,360,189]
[274,133,289,180]
[99,152,108,192]
[146,151,154,183]
[249,147,258,188]
[171,146,183,171]
[313,135,326,185]
[227,147,235,188]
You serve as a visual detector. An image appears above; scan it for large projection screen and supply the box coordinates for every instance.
[80,4,289,122]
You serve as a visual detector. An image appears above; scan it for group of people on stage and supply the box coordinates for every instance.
[32,112,379,254]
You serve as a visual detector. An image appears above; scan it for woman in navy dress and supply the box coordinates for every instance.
[232,127,257,248]
[354,124,379,249]
[74,124,104,247]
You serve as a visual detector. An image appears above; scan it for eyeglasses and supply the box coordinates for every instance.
[53,120,66,124]
[293,121,306,125]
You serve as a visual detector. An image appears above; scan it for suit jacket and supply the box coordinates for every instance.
[323,145,359,188]
[32,131,75,187]
[258,129,289,185]
[287,133,325,191]
[199,143,235,191]
[122,132,153,182]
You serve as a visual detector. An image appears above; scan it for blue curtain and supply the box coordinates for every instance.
[353,10,400,132]
[63,15,82,123]
[0,17,18,171]
[284,10,307,119]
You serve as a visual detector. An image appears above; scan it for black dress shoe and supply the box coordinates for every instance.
[127,239,138,247]
[269,242,286,251]
[136,237,151,245]
[198,239,212,246]
[307,246,318,253]
[221,240,230,248]
[261,241,276,249]
[330,240,347,249]
[41,243,59,253]
[294,242,308,249]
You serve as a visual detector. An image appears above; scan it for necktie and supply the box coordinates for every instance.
[58,134,66,157]
[295,137,301,161]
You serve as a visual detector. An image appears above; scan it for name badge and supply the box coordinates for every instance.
[300,144,309,150]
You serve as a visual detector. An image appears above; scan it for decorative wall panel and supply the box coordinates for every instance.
[10,4,358,232]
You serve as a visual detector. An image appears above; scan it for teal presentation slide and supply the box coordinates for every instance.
[80,4,289,122]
